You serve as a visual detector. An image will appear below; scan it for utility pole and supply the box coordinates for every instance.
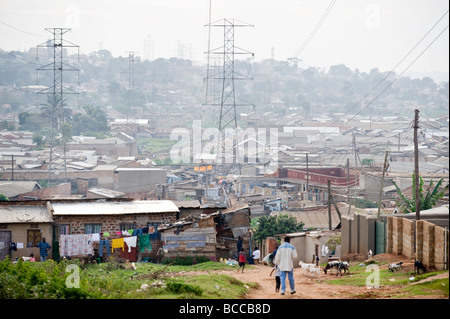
[377,150,389,220]
[413,109,420,221]
[352,133,358,167]
[127,51,136,136]
[346,158,350,203]
[36,28,79,186]
[327,180,332,230]
[11,155,14,181]
[306,153,309,201]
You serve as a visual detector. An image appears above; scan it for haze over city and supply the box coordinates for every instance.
[1,0,449,82]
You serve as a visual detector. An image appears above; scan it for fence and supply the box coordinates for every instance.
[386,216,449,271]
[341,212,449,271]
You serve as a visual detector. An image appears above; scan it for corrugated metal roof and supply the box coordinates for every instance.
[272,210,341,230]
[0,204,53,223]
[0,181,40,198]
[50,200,179,215]
[87,187,126,198]
[172,200,201,208]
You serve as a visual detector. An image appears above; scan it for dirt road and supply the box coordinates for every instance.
[215,257,448,299]
[219,263,374,299]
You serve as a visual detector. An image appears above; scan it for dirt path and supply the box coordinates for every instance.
[214,261,448,299]
[217,264,375,299]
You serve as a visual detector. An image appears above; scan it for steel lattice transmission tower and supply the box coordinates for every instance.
[204,18,254,175]
[36,28,79,185]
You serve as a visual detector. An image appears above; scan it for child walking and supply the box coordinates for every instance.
[238,248,246,273]
[270,264,281,292]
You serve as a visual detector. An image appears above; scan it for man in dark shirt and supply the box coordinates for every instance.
[37,237,51,261]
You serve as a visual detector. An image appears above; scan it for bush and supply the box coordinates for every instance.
[162,255,210,266]
[165,279,203,296]
[0,258,91,299]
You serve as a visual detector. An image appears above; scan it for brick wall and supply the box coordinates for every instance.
[402,218,415,257]
[17,182,71,200]
[55,213,176,235]
[55,212,177,262]
[386,217,449,271]
[434,225,449,271]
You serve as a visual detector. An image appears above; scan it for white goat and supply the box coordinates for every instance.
[388,261,403,272]
[309,264,321,277]
[299,261,315,273]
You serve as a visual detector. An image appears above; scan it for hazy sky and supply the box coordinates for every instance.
[0,0,449,81]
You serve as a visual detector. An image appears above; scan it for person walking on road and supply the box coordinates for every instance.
[274,236,298,295]
[238,248,247,273]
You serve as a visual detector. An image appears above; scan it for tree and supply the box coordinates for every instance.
[392,173,449,214]
[0,194,9,201]
[32,133,44,148]
[361,158,374,167]
[251,214,304,242]
[72,105,109,135]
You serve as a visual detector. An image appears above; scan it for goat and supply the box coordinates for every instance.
[309,264,321,277]
[414,260,427,274]
[335,261,350,276]
[388,261,403,272]
[323,260,340,274]
[299,261,315,273]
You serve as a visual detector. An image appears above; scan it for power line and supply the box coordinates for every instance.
[275,0,336,71]
[0,19,47,38]
[324,10,449,129]
[347,24,449,123]
[307,17,449,160]
[0,47,40,65]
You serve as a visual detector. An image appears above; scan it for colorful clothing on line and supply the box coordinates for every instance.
[138,234,152,252]
[111,238,125,252]
[123,236,137,252]
[99,239,110,257]
[59,234,95,257]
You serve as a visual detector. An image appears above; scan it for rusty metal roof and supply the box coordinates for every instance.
[50,200,179,216]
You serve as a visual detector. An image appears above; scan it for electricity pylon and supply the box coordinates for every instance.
[36,28,79,185]
[204,18,254,176]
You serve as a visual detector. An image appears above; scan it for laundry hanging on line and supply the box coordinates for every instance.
[59,234,99,257]
[138,234,152,253]
[123,236,137,253]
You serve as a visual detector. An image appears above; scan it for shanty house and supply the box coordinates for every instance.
[0,200,53,261]
[215,205,252,260]
[48,199,179,262]
[159,213,217,261]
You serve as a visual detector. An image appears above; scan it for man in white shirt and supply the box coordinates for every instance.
[274,236,298,295]
[252,246,260,264]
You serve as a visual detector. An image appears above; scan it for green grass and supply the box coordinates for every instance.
[137,137,177,153]
[322,261,448,298]
[399,278,449,298]
[0,259,253,299]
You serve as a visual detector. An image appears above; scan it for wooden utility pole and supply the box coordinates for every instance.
[328,180,332,230]
[413,109,420,221]
[327,179,342,229]
[353,133,357,166]
[346,158,350,203]
[377,150,389,220]
[306,153,309,201]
